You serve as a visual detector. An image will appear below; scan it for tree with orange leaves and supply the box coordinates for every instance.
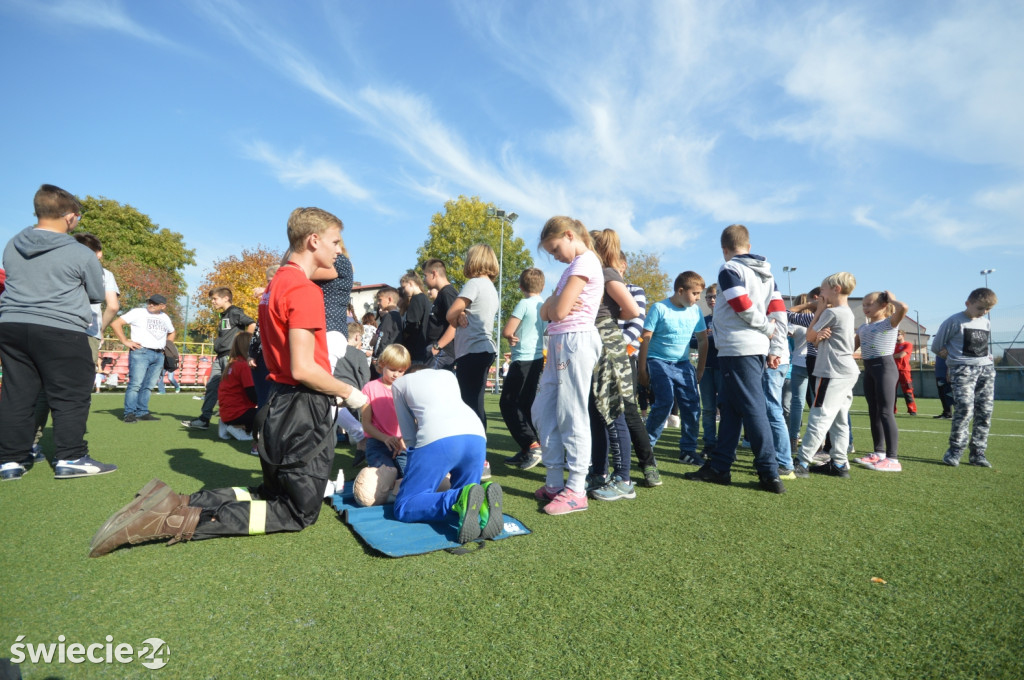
[191,246,282,341]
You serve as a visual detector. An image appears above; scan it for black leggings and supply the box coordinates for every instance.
[863,356,899,457]
[455,351,496,431]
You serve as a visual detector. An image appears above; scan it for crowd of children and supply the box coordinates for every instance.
[64,203,1000,556]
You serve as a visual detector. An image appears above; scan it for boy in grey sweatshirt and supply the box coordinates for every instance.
[0,184,117,481]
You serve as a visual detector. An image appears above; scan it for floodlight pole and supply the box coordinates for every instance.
[783,266,797,305]
[981,269,995,357]
[486,206,517,393]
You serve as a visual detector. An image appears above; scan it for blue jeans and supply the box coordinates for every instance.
[710,355,778,476]
[157,368,180,394]
[763,364,793,470]
[698,364,722,449]
[645,358,700,456]
[124,348,164,417]
[366,437,407,477]
[787,364,810,444]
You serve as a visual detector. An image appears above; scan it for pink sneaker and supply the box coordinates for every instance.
[872,458,902,472]
[855,453,882,469]
[534,485,561,501]
[543,488,588,515]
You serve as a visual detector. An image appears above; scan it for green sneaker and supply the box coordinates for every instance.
[451,484,483,543]
[479,481,504,540]
[642,466,662,487]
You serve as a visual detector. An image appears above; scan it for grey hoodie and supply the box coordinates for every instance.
[0,226,104,332]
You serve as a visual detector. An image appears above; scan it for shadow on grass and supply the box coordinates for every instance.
[165,447,262,490]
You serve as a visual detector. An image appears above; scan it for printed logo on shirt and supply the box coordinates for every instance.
[963,328,989,358]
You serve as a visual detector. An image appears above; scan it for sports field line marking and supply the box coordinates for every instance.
[850,425,1024,438]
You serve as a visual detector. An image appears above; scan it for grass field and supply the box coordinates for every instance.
[1,392,1022,679]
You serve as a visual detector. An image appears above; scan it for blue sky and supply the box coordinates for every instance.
[1,0,1022,347]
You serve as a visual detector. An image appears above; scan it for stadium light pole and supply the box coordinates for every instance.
[486,206,518,393]
[783,266,797,305]
[981,269,995,356]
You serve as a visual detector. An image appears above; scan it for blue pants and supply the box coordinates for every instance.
[787,364,809,445]
[698,364,722,449]
[710,355,778,476]
[124,348,164,417]
[366,437,407,477]
[645,358,700,455]
[393,434,486,523]
[763,364,793,470]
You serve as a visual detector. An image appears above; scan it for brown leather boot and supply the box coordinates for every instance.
[89,480,192,554]
[89,491,200,557]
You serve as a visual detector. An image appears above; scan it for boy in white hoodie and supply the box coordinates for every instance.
[684,224,786,494]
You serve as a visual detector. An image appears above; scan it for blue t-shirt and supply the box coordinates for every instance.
[510,296,545,362]
[644,299,706,362]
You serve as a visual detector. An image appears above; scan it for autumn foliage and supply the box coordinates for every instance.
[191,246,282,340]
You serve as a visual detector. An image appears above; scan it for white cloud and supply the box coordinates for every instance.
[14,0,180,48]
[852,206,891,238]
[243,141,373,204]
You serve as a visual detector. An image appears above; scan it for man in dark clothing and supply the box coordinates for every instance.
[0,184,117,481]
[423,259,458,371]
[370,286,403,380]
[399,271,432,364]
[182,287,256,430]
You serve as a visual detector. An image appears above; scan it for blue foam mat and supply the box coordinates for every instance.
[329,482,531,557]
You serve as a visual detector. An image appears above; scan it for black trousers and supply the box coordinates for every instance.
[0,322,93,464]
[455,351,495,430]
[189,384,335,539]
[499,358,543,449]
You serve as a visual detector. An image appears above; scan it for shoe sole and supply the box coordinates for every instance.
[479,483,504,540]
[55,465,118,479]
[457,485,484,543]
[89,484,174,554]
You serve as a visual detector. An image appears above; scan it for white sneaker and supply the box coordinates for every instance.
[481,460,491,480]
[666,414,681,429]
[323,470,345,498]
[218,421,230,439]
[225,424,253,441]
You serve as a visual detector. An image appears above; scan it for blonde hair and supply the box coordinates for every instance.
[822,272,856,295]
[378,344,411,371]
[463,243,499,281]
[539,216,593,251]
[286,207,344,251]
[865,291,895,317]
[590,228,622,268]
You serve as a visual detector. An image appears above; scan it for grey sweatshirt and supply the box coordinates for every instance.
[0,226,105,332]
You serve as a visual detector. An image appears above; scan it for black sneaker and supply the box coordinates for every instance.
[137,414,160,421]
[794,464,810,478]
[933,413,952,419]
[678,452,705,466]
[683,463,731,485]
[123,414,137,424]
[758,474,786,494]
[808,460,850,478]
[503,450,530,466]
[181,418,209,430]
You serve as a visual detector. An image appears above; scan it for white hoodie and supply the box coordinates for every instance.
[712,254,787,359]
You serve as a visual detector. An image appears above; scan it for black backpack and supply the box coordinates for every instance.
[163,340,180,371]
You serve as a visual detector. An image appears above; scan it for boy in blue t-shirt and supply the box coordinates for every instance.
[638,271,708,464]
[500,268,547,470]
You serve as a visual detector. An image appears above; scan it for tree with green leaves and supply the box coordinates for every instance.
[624,250,669,303]
[78,196,195,330]
[416,196,534,328]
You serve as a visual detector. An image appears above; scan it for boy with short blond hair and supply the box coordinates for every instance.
[639,271,708,465]
[933,287,998,467]
[684,225,786,494]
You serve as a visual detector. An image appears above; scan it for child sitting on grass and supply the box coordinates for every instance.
[353,344,410,506]
[217,331,258,442]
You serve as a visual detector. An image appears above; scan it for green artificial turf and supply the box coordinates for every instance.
[1,393,1022,678]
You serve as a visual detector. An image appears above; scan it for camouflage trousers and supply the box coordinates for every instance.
[591,317,635,426]
[948,363,995,458]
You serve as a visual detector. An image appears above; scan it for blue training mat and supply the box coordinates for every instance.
[329,482,531,558]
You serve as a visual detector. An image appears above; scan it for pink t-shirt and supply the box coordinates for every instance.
[361,379,400,437]
[547,250,603,335]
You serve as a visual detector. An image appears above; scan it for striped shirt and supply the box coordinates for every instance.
[617,283,646,350]
[857,318,899,359]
